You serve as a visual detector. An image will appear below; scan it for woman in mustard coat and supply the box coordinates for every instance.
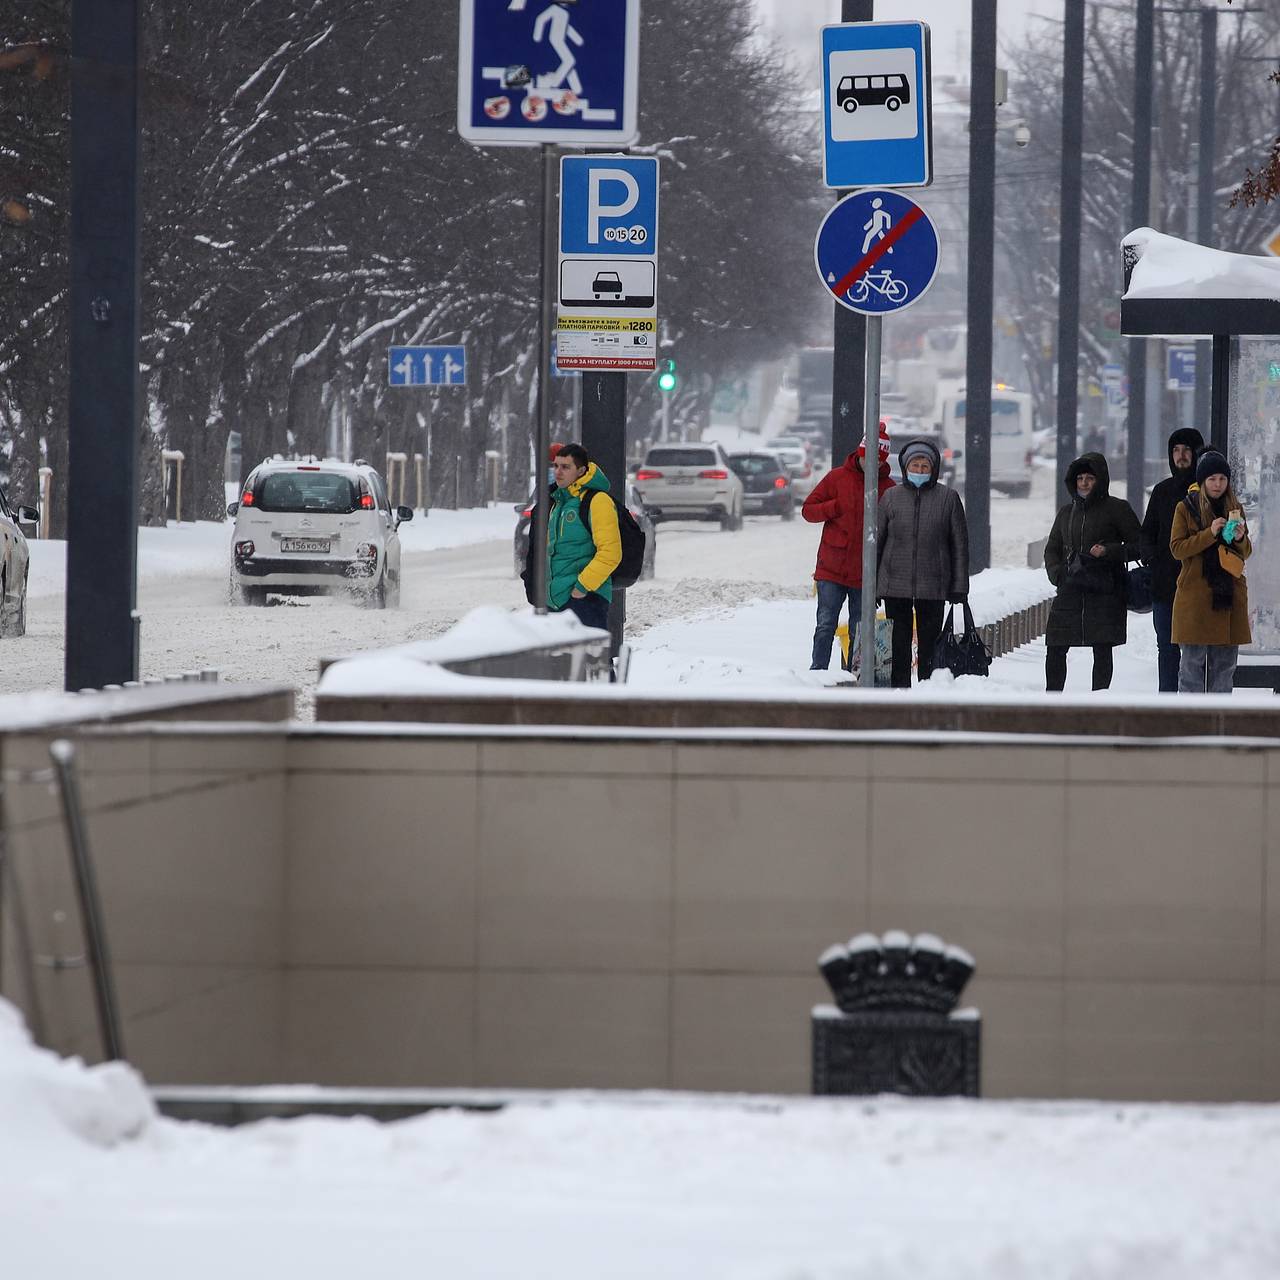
[1170,451,1252,693]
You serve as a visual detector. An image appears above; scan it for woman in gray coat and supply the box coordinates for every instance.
[876,438,970,687]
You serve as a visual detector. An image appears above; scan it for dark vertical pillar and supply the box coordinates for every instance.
[830,0,873,466]
[1193,5,1218,435]
[66,0,142,690]
[1125,0,1154,514]
[1055,0,1085,498]
[1210,335,1229,455]
[965,0,997,573]
[580,371,627,652]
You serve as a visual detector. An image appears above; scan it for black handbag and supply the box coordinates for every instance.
[1125,564,1154,614]
[937,602,991,678]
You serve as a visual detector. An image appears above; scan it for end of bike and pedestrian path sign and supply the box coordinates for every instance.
[457,0,640,146]
[557,153,659,371]
[814,189,939,317]
[821,20,932,190]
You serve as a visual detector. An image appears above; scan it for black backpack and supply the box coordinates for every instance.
[579,490,646,590]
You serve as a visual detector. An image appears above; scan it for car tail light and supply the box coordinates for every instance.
[240,490,255,506]
[356,542,378,559]
[774,475,789,489]
[522,507,533,518]
[943,448,954,461]
[636,469,663,481]
[699,469,729,480]
[359,493,375,509]
[234,540,255,558]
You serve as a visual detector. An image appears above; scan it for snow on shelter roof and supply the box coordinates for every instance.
[1121,227,1280,335]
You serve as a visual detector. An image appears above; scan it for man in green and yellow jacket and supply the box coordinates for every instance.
[546,443,621,630]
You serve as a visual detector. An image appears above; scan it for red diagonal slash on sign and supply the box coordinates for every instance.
[832,203,925,299]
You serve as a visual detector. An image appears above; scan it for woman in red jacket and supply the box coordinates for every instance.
[802,424,895,670]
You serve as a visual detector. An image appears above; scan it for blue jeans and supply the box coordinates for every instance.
[811,580,862,670]
[1152,600,1180,693]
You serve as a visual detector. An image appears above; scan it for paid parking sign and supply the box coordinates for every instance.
[814,189,939,316]
[557,154,658,371]
[821,21,932,189]
[457,0,640,146]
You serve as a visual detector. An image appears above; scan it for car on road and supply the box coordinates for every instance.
[769,440,821,499]
[633,443,745,530]
[0,484,38,638]
[726,451,794,520]
[227,458,412,607]
[513,484,656,581]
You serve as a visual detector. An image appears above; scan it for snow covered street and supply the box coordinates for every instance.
[0,464,1167,710]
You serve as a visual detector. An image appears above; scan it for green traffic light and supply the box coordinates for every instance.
[658,358,677,393]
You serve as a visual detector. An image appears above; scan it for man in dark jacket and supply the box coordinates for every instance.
[1140,427,1204,691]
[802,423,895,670]
[1043,452,1141,691]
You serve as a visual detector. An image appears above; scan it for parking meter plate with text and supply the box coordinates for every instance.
[457,0,639,147]
[557,154,658,371]
[821,21,932,190]
[814,189,939,317]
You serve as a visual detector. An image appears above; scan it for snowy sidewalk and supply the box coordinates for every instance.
[629,567,1163,695]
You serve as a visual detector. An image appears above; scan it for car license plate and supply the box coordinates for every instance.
[281,537,330,553]
[669,476,695,485]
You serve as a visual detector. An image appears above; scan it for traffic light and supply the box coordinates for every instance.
[657,358,677,393]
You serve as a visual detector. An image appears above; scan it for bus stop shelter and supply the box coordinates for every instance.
[1121,227,1280,681]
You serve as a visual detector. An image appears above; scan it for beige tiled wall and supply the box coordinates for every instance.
[4,724,1280,1101]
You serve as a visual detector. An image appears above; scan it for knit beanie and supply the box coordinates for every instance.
[858,421,892,463]
[900,441,936,474]
[1195,450,1230,485]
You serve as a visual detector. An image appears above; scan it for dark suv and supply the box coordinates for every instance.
[726,451,794,520]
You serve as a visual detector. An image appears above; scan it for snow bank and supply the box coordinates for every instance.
[0,999,154,1159]
[1124,227,1280,300]
[317,605,601,695]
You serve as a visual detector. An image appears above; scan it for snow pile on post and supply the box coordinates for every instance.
[1123,227,1280,300]
[0,999,154,1158]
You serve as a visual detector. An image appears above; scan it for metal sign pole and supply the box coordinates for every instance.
[532,143,558,614]
[859,316,882,687]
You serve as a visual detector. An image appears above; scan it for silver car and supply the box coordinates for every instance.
[0,485,38,638]
[633,443,745,530]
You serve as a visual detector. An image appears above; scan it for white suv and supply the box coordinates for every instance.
[633,442,745,530]
[228,458,412,607]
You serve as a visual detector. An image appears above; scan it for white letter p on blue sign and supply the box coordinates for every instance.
[587,169,640,244]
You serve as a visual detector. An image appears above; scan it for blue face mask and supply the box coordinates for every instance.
[907,471,930,488]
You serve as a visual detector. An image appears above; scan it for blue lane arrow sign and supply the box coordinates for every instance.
[814,189,940,316]
[388,346,467,387]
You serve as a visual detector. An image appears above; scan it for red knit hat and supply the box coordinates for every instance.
[858,421,891,462]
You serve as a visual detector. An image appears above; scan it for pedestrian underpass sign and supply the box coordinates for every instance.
[821,20,933,189]
[388,346,467,387]
[457,0,640,146]
[814,188,939,316]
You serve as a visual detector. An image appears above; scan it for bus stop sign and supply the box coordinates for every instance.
[821,20,933,189]
[814,188,940,316]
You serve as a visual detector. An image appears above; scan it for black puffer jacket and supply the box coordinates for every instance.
[1044,453,1142,647]
[875,439,969,600]
[1139,427,1205,604]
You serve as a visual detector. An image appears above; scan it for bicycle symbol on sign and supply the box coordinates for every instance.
[850,269,909,305]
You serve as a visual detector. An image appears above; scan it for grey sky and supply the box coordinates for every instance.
[755,1,1061,82]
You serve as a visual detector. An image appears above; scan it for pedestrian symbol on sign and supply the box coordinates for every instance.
[861,197,894,256]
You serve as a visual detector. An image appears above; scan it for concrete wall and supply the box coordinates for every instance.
[3,722,1279,1101]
